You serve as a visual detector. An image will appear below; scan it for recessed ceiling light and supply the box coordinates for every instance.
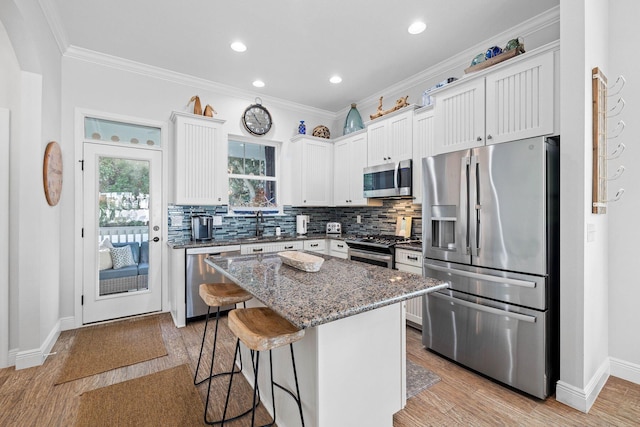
[230,41,247,52]
[329,75,342,84]
[408,21,426,35]
[252,80,265,88]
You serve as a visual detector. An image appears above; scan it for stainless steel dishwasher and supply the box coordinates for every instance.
[186,245,241,321]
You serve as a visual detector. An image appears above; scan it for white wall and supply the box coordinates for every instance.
[608,0,640,384]
[0,19,20,368]
[59,55,338,323]
[0,0,63,368]
[556,0,610,413]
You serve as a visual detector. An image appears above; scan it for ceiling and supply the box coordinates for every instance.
[49,0,559,112]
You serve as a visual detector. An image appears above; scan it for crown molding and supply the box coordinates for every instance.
[355,5,560,113]
[63,45,336,121]
[38,0,68,55]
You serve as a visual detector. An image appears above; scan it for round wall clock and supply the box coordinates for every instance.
[43,141,63,206]
[242,98,273,136]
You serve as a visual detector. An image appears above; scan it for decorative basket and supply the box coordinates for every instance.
[277,251,324,272]
[312,125,331,139]
[464,44,525,74]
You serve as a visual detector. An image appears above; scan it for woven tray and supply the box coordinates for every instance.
[464,45,525,74]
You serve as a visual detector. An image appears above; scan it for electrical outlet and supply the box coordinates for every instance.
[357,215,361,224]
[212,215,223,226]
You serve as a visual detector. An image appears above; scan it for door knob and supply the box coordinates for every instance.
[152,237,160,242]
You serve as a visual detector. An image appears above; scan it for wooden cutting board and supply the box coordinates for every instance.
[395,216,412,238]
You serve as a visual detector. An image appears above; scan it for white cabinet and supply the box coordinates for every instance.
[171,111,228,205]
[433,49,556,155]
[291,135,333,206]
[333,131,380,206]
[240,240,303,255]
[395,247,423,328]
[485,51,555,145]
[433,79,485,155]
[328,239,348,259]
[304,239,327,254]
[366,109,414,166]
[412,107,435,205]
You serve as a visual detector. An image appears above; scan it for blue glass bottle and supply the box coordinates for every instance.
[344,103,364,135]
[298,120,306,134]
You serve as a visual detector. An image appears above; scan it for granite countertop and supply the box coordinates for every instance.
[167,233,344,249]
[205,252,448,329]
[395,242,422,251]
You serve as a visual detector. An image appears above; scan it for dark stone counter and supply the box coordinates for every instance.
[167,233,344,249]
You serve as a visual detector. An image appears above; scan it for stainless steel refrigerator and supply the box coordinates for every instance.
[421,136,559,399]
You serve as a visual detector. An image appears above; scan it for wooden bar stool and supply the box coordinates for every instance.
[194,283,253,425]
[221,307,306,427]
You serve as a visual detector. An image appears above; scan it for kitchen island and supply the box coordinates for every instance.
[205,252,447,427]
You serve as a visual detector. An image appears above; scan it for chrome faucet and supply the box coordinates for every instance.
[255,211,264,237]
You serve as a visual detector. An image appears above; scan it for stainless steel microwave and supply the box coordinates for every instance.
[363,159,412,198]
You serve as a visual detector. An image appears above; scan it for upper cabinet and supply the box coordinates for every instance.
[484,51,555,145]
[412,107,435,205]
[171,111,228,205]
[291,135,333,206]
[433,49,556,155]
[366,108,414,166]
[333,130,380,206]
[433,79,485,155]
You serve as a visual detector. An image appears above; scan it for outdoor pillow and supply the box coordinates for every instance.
[99,248,113,270]
[111,245,136,269]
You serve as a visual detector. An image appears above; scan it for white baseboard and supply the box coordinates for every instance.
[610,357,640,385]
[15,318,61,370]
[8,348,18,367]
[556,358,610,413]
[59,316,76,331]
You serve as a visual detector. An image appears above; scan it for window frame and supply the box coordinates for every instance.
[227,135,282,216]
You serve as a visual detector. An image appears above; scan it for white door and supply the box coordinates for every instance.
[82,143,162,324]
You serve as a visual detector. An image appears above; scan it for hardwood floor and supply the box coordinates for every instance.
[0,313,638,426]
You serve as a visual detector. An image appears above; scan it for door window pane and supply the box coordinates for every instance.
[97,157,150,296]
[85,117,161,147]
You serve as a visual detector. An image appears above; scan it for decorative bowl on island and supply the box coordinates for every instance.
[277,251,324,272]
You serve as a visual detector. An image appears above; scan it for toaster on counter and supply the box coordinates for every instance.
[326,222,342,235]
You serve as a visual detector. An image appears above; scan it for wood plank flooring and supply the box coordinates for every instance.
[0,313,638,426]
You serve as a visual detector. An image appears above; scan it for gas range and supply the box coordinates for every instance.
[345,235,421,269]
[345,234,419,250]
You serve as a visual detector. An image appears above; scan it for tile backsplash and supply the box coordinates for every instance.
[168,200,422,242]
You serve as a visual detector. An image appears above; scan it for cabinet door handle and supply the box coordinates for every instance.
[252,248,263,253]
[407,255,419,261]
[337,244,344,248]
[487,134,493,140]
[284,245,293,249]
[310,243,318,247]
[476,136,482,141]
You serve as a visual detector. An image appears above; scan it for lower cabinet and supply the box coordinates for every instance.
[240,241,303,255]
[304,239,327,254]
[395,248,423,329]
[328,239,348,259]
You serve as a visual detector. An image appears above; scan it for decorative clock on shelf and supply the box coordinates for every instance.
[242,97,273,136]
[43,141,63,206]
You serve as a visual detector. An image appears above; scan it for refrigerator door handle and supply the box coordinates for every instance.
[461,157,470,254]
[430,291,537,323]
[424,263,537,288]
[473,159,481,256]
